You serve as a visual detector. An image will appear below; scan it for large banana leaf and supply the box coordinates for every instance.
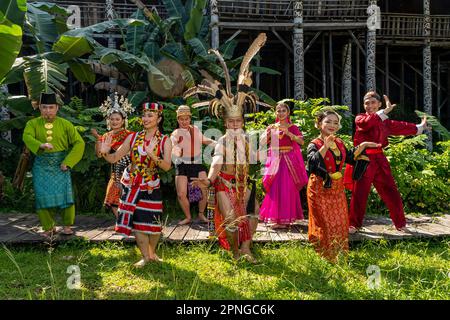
[23,57,68,101]
[94,47,174,88]
[25,3,60,51]
[63,19,147,38]
[219,40,238,60]
[1,52,62,85]
[0,115,34,131]
[0,0,26,81]
[184,0,206,41]
[126,10,148,55]
[187,37,211,60]
[250,66,282,76]
[5,95,33,116]
[30,1,69,35]
[162,0,186,22]
[0,23,23,81]
[68,60,95,84]
[160,42,188,64]
[52,35,93,60]
[0,0,27,25]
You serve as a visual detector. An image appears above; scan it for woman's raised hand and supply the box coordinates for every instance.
[145,137,159,157]
[323,135,335,149]
[99,134,112,154]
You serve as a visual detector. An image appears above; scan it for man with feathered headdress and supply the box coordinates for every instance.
[188,33,269,263]
[23,93,85,237]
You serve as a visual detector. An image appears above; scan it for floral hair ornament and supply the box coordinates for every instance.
[142,102,164,114]
[99,92,135,129]
[183,33,272,119]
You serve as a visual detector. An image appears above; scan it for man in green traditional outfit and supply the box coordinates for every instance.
[23,93,85,237]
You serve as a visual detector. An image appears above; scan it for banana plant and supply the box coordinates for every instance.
[0,0,27,81]
[1,2,71,101]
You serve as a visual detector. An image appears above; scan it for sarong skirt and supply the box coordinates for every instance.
[115,186,163,236]
[32,151,74,210]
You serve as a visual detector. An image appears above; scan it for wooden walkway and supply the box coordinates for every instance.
[0,213,449,244]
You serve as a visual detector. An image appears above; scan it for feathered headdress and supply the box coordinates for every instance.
[183,33,272,118]
[99,92,135,129]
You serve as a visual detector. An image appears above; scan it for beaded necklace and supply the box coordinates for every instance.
[130,130,162,183]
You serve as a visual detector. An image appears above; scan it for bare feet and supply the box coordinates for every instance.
[178,218,191,226]
[149,254,163,262]
[239,249,257,264]
[41,227,57,238]
[197,213,209,224]
[396,226,409,232]
[271,224,288,229]
[133,259,148,268]
[61,226,74,235]
[348,226,358,234]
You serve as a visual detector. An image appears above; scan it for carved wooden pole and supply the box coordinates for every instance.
[342,41,352,112]
[365,0,379,92]
[293,1,304,100]
[0,85,11,143]
[210,0,219,49]
[106,0,117,94]
[423,0,433,150]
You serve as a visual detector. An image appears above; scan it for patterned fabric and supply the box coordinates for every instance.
[103,129,132,207]
[104,178,122,208]
[115,187,163,236]
[213,172,251,250]
[115,130,167,236]
[32,151,74,209]
[122,131,167,192]
[260,124,308,224]
[307,174,349,262]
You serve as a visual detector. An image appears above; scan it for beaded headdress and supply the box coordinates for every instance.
[142,102,164,114]
[99,92,134,129]
[183,33,271,119]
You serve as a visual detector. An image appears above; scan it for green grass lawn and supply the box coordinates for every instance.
[0,238,448,300]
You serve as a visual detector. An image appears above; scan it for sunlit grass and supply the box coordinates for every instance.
[0,238,448,300]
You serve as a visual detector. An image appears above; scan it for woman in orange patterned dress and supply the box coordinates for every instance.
[93,94,133,218]
[306,110,380,262]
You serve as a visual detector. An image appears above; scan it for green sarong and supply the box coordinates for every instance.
[32,151,74,210]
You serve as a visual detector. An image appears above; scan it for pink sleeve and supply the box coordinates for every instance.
[289,125,303,137]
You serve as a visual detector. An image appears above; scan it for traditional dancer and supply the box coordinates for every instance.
[23,93,85,237]
[307,109,379,262]
[92,93,134,218]
[187,33,270,263]
[346,91,430,233]
[259,102,308,229]
[170,105,217,225]
[100,102,172,267]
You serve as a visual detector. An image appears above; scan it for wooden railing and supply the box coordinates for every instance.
[430,15,450,39]
[43,0,167,27]
[43,0,450,41]
[380,13,450,41]
[303,0,368,21]
[217,0,369,22]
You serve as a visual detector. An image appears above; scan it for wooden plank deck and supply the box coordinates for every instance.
[0,213,449,245]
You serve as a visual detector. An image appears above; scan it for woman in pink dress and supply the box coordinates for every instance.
[259,103,308,229]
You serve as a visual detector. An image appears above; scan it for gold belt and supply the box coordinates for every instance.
[329,172,343,180]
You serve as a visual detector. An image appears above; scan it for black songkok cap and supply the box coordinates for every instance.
[40,93,58,105]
